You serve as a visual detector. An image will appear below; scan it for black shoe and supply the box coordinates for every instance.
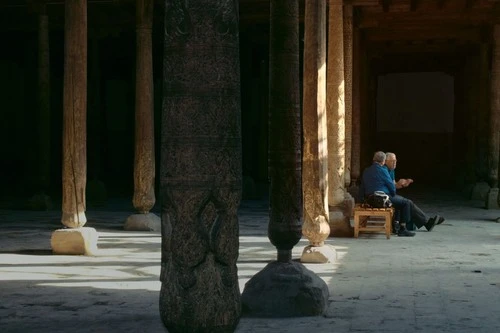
[425,216,438,232]
[398,229,415,237]
[436,216,445,225]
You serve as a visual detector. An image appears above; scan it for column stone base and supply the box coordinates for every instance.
[124,213,161,232]
[486,188,499,209]
[300,244,337,264]
[328,193,355,237]
[241,261,329,317]
[51,227,98,255]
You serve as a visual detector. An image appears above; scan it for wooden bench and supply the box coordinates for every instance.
[353,203,394,239]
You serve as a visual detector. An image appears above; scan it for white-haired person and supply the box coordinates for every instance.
[359,151,415,237]
[385,152,444,231]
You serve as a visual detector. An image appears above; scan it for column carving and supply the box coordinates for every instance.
[487,25,500,209]
[301,0,335,263]
[343,3,353,188]
[351,24,361,191]
[124,0,159,231]
[326,0,354,236]
[159,1,241,331]
[61,0,87,228]
[241,0,329,317]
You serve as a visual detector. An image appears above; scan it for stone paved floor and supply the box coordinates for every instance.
[1,186,500,332]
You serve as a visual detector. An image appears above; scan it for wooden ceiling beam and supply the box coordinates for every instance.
[410,0,418,11]
[364,27,482,42]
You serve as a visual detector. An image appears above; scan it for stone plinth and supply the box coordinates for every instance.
[486,188,499,209]
[329,193,355,237]
[241,261,329,317]
[124,213,160,232]
[51,227,98,255]
[301,244,337,264]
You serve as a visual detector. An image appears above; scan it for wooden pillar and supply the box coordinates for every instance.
[242,1,329,317]
[326,0,353,236]
[133,0,155,213]
[38,4,50,193]
[266,0,302,262]
[301,0,333,263]
[62,0,87,228]
[478,43,490,182]
[159,1,241,331]
[351,24,361,188]
[343,3,353,188]
[327,0,345,207]
[487,25,500,209]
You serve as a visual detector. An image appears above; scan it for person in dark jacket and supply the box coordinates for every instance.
[359,151,415,237]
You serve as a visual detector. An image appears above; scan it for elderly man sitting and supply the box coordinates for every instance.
[384,152,444,231]
[359,151,415,237]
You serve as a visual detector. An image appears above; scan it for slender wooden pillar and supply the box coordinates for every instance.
[242,0,328,318]
[351,24,361,188]
[133,0,155,213]
[38,4,50,193]
[326,0,353,236]
[301,0,334,264]
[343,3,353,188]
[159,1,241,331]
[487,25,500,209]
[62,0,87,228]
[267,0,302,263]
[327,0,345,207]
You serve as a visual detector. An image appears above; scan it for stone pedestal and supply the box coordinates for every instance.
[51,227,98,255]
[329,193,355,237]
[301,244,336,264]
[471,181,490,201]
[486,188,499,209]
[124,213,160,232]
[241,261,329,317]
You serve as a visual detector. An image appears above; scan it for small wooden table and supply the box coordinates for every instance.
[353,204,394,239]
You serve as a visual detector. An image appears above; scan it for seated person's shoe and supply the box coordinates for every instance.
[398,229,415,237]
[425,215,438,232]
[436,216,445,225]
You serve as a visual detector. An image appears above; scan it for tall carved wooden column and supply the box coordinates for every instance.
[301,0,335,264]
[31,3,53,210]
[343,3,353,189]
[124,0,160,232]
[52,0,97,256]
[242,0,328,318]
[38,4,50,194]
[487,25,500,209]
[326,0,354,236]
[159,2,241,331]
[351,24,361,193]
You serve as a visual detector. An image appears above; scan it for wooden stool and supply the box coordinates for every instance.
[353,204,394,239]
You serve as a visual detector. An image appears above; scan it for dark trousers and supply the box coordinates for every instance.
[389,194,411,225]
[391,194,428,230]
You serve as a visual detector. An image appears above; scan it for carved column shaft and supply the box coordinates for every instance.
[326,0,345,206]
[351,25,361,184]
[38,5,50,192]
[62,0,87,228]
[302,0,329,246]
[160,1,242,331]
[489,25,500,189]
[268,0,302,262]
[343,4,353,188]
[133,0,155,213]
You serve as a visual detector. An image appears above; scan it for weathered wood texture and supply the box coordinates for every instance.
[343,4,353,187]
[62,0,87,228]
[490,25,500,188]
[268,0,302,262]
[327,0,346,206]
[133,0,155,213]
[38,7,50,191]
[159,1,242,332]
[302,0,329,246]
